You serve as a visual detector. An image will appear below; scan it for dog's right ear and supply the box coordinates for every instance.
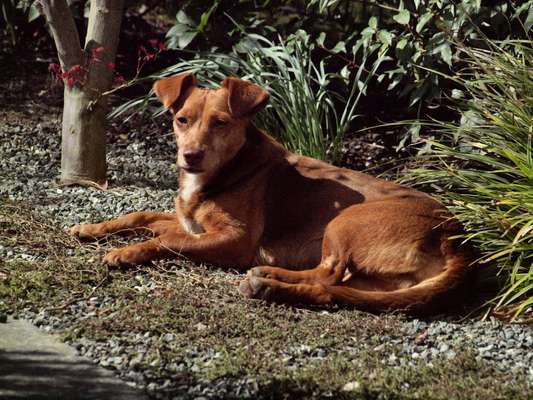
[153,73,197,112]
[222,77,269,118]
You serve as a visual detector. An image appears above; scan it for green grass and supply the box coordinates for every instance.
[1,199,531,399]
[402,41,533,320]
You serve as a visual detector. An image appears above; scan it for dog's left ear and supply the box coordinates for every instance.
[222,77,269,118]
[153,73,197,112]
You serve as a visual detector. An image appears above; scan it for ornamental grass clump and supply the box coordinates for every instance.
[404,41,532,319]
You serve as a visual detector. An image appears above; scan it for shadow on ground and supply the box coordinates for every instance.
[0,349,143,400]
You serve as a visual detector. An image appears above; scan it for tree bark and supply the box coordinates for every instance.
[39,0,83,71]
[60,86,108,185]
[60,0,124,186]
[40,0,124,186]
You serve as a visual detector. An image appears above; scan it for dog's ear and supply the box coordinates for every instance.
[153,73,197,112]
[222,77,269,118]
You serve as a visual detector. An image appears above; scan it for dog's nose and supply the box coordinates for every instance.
[183,149,205,165]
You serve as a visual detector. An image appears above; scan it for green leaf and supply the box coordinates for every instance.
[378,30,393,46]
[27,4,40,22]
[176,10,195,27]
[416,12,433,33]
[427,32,446,50]
[331,41,346,53]
[166,23,190,37]
[361,27,375,38]
[316,32,326,47]
[393,10,410,25]
[396,38,408,50]
[340,65,350,81]
[198,1,219,33]
[178,31,198,49]
[408,123,421,142]
[387,74,403,90]
[440,42,453,66]
[369,16,378,29]
[525,7,533,32]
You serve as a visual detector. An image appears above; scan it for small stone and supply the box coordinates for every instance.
[445,350,456,360]
[162,332,175,342]
[342,381,360,392]
[195,322,207,331]
[129,353,144,368]
[439,343,450,353]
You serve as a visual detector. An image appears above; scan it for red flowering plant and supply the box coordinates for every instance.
[48,39,167,95]
[101,38,167,96]
[48,63,88,88]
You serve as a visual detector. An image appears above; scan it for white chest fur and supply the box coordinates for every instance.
[178,173,205,234]
[180,173,203,202]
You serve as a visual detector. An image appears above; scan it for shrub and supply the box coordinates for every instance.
[164,1,532,111]
[113,30,387,163]
[403,41,533,319]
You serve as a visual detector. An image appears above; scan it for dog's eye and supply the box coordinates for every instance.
[214,119,228,128]
[176,116,188,125]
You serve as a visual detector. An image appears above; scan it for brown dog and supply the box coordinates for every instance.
[69,74,471,311]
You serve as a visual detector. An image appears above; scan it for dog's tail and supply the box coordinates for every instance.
[324,243,472,312]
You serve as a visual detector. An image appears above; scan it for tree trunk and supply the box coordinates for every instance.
[60,0,124,186]
[60,86,108,185]
[40,0,124,187]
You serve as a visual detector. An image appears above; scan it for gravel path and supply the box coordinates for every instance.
[1,110,532,398]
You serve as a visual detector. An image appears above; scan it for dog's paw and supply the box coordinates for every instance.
[238,276,270,300]
[68,225,82,237]
[103,249,134,268]
[247,266,284,280]
[68,224,103,240]
[247,266,302,284]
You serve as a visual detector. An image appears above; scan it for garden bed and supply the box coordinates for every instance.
[1,95,532,398]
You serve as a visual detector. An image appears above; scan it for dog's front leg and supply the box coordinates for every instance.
[69,211,176,239]
[103,227,247,267]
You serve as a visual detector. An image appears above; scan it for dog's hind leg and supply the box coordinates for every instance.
[247,255,349,286]
[238,276,334,305]
[248,231,351,286]
[69,211,176,239]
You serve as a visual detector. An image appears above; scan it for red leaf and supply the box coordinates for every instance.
[91,46,105,61]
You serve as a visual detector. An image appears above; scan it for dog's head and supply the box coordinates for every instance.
[153,74,269,175]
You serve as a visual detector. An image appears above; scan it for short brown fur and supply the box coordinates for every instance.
[70,74,472,311]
